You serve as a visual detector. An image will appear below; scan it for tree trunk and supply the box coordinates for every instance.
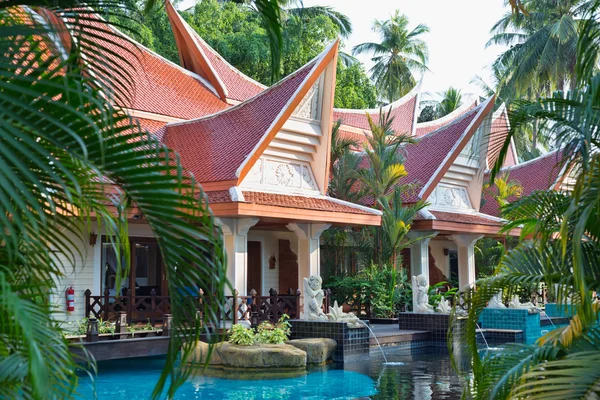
[532,119,538,150]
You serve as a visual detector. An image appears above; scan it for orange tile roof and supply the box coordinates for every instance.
[80,16,229,119]
[414,101,478,138]
[164,59,316,183]
[429,211,503,226]
[333,92,418,136]
[206,190,378,215]
[480,150,564,217]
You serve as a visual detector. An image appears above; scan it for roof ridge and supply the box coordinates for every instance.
[100,11,222,99]
[333,80,422,114]
[493,148,562,173]
[190,30,268,91]
[415,103,483,141]
[416,98,478,129]
[166,55,320,129]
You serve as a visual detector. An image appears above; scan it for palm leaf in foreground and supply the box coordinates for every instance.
[0,4,226,399]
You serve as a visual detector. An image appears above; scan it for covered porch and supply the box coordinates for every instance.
[407,210,520,289]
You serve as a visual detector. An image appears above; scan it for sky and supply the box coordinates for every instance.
[178,0,511,101]
[301,0,510,100]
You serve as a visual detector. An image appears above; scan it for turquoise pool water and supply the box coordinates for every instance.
[77,348,464,399]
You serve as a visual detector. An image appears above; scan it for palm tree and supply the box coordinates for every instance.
[483,172,524,207]
[353,11,429,103]
[0,3,225,399]
[450,3,600,396]
[354,111,412,206]
[437,87,463,116]
[330,119,359,173]
[352,110,415,266]
[488,0,587,98]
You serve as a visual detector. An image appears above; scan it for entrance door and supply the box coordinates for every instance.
[449,250,458,286]
[247,241,262,295]
[130,239,163,296]
[278,239,298,293]
[101,237,164,296]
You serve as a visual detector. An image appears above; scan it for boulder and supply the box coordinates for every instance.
[286,338,336,364]
[187,341,225,365]
[219,342,306,368]
[185,341,307,368]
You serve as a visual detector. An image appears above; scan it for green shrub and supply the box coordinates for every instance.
[227,324,255,346]
[255,315,291,344]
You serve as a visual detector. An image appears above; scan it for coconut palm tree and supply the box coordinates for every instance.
[437,87,463,116]
[0,3,225,399]
[488,0,590,98]
[353,11,429,103]
[450,4,600,397]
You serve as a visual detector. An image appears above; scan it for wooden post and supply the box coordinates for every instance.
[324,289,331,314]
[269,288,278,322]
[86,317,99,343]
[150,288,157,321]
[295,289,301,319]
[162,314,172,337]
[116,311,127,334]
[125,288,133,323]
[233,289,239,325]
[250,289,258,328]
[84,289,91,319]
[103,287,110,320]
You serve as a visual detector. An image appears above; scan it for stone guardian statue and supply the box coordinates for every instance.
[303,275,327,320]
[412,274,434,313]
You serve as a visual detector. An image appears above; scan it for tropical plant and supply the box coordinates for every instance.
[450,3,600,396]
[354,111,412,207]
[0,3,226,399]
[255,315,291,344]
[483,172,524,208]
[227,324,256,346]
[353,11,429,102]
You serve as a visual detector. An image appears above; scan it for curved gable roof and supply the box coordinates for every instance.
[415,100,478,137]
[79,14,229,119]
[480,150,564,217]
[357,97,495,205]
[333,83,421,136]
[166,1,265,103]
[163,42,338,185]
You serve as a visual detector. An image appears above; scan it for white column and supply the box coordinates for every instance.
[215,217,259,295]
[450,234,484,290]
[407,231,438,286]
[408,231,437,313]
[287,223,331,293]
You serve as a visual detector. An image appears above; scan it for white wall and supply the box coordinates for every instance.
[429,239,457,278]
[247,230,298,296]
[51,222,155,327]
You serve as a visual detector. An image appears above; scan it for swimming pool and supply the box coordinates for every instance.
[76,348,464,399]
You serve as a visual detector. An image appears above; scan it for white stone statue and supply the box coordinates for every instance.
[436,299,451,314]
[412,274,434,313]
[509,295,538,311]
[303,275,327,320]
[488,290,506,308]
[327,301,362,328]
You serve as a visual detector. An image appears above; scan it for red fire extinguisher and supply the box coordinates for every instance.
[66,286,75,312]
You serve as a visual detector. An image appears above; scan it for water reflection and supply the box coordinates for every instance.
[77,348,465,400]
[345,347,464,400]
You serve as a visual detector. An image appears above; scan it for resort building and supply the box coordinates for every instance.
[53,4,558,323]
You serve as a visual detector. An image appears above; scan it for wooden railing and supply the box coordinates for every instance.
[85,288,172,324]
[84,287,327,327]
[199,288,302,326]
